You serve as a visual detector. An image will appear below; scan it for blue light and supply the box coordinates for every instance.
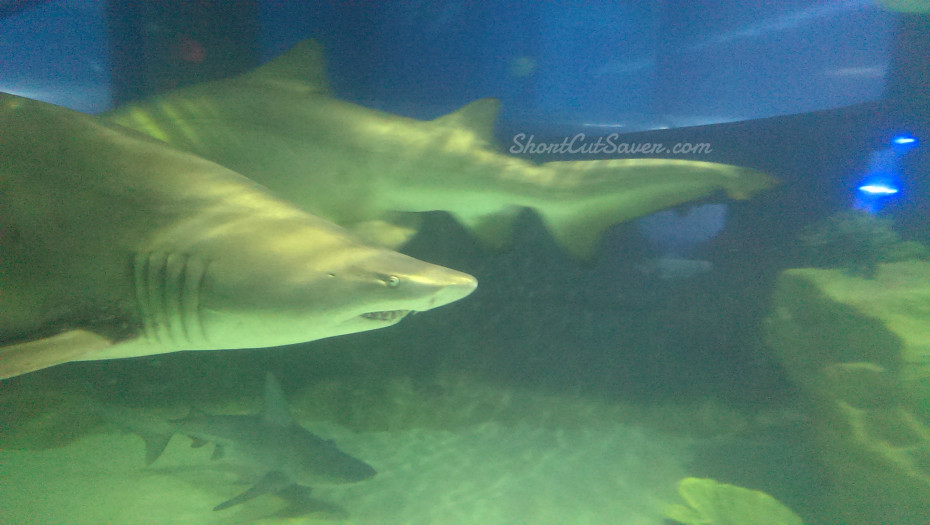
[891,134,917,147]
[854,147,904,215]
[858,184,899,195]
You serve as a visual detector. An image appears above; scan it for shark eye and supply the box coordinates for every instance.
[383,275,400,288]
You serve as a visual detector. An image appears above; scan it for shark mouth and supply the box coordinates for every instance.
[360,310,411,322]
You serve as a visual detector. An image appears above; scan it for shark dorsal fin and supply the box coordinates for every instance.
[433,98,501,143]
[244,39,329,94]
[262,372,295,426]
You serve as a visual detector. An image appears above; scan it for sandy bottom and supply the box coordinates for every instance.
[1,417,691,524]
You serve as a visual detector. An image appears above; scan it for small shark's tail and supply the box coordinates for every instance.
[94,404,176,464]
[525,158,777,259]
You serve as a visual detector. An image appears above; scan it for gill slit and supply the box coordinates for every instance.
[133,252,209,348]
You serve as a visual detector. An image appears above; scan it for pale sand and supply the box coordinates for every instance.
[1,417,690,524]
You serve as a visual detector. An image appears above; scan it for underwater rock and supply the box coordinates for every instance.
[764,261,930,524]
[797,210,929,277]
[821,362,900,409]
[664,477,803,525]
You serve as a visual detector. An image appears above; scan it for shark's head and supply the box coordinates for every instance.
[286,428,377,485]
[146,218,477,350]
[264,373,377,486]
[315,247,479,337]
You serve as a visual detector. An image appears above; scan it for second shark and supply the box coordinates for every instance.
[106,40,779,259]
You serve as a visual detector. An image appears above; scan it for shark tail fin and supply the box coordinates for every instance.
[531,159,777,259]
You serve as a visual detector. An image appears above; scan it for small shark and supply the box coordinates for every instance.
[101,373,375,516]
[105,39,778,259]
[0,93,477,379]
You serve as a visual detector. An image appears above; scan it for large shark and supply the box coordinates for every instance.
[0,93,477,379]
[106,39,778,259]
[100,373,374,516]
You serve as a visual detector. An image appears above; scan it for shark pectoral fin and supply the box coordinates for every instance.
[433,98,501,143]
[0,329,118,380]
[349,216,422,249]
[276,485,349,519]
[453,207,523,252]
[211,444,225,460]
[215,474,346,518]
[213,471,293,511]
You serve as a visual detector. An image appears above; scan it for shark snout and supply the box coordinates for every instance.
[423,268,477,309]
[347,252,476,331]
[344,460,377,482]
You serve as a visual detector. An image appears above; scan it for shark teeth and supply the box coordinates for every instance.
[360,310,410,322]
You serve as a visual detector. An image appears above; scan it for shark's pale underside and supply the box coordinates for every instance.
[0,93,477,379]
[106,39,778,259]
